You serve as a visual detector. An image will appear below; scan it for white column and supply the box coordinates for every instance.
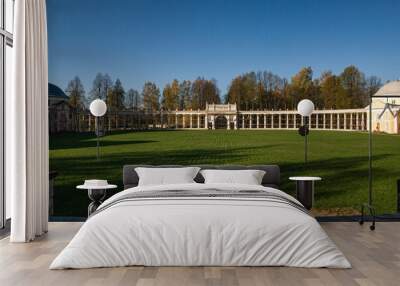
[175,114,178,128]
[242,115,245,129]
[323,114,326,129]
[227,116,230,130]
[278,114,281,129]
[197,114,200,128]
[337,114,340,129]
[344,114,347,130]
[286,114,289,129]
[293,114,296,128]
[361,113,365,130]
[234,116,237,130]
[356,113,359,130]
[330,114,333,130]
[205,115,208,129]
[350,113,353,130]
[190,114,193,128]
[301,115,304,126]
[182,115,186,128]
[316,114,319,129]
[264,114,267,129]
[256,115,259,128]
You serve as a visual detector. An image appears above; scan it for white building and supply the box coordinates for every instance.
[369,80,400,134]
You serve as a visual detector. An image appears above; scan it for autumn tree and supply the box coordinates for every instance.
[226,76,244,109]
[162,84,177,111]
[202,79,220,107]
[227,71,286,110]
[190,78,220,109]
[179,80,192,110]
[319,71,349,108]
[107,78,125,111]
[287,67,322,108]
[340,66,366,108]
[142,82,160,111]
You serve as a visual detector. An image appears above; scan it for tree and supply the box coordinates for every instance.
[191,78,202,110]
[319,71,349,109]
[288,67,321,107]
[107,78,125,111]
[65,76,85,131]
[226,76,244,108]
[170,79,180,109]
[191,77,220,109]
[66,76,85,109]
[340,65,366,108]
[365,76,382,105]
[142,82,160,111]
[126,89,141,110]
[202,79,220,107]
[162,84,173,110]
[179,80,192,110]
[89,73,113,101]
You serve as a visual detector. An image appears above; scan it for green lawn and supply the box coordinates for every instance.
[50,130,400,217]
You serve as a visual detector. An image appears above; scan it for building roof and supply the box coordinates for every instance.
[375,80,400,96]
[49,83,69,99]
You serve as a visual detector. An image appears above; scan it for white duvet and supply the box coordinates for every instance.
[50,183,351,269]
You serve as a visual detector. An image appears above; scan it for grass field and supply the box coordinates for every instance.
[50,130,400,217]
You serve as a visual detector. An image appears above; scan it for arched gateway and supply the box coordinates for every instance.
[214,116,228,129]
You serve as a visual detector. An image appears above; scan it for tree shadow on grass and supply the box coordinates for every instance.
[50,139,158,150]
[52,148,397,216]
[53,145,275,216]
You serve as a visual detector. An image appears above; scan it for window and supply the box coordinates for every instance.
[0,0,13,229]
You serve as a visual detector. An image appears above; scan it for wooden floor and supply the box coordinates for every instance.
[0,222,399,286]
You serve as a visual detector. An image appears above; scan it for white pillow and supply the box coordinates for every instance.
[200,169,266,185]
[135,167,201,186]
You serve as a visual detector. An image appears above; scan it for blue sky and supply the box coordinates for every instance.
[47,0,400,96]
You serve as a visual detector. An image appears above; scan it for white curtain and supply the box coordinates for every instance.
[9,0,49,242]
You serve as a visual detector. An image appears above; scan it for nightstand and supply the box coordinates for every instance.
[77,180,117,216]
[289,176,321,210]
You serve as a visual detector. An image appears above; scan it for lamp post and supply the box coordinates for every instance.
[89,99,107,161]
[297,99,315,164]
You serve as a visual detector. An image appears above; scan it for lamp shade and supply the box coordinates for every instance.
[89,99,107,117]
[297,99,315,117]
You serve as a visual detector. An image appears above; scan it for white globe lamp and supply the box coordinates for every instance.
[297,99,314,117]
[297,99,314,164]
[90,99,107,117]
[89,99,107,161]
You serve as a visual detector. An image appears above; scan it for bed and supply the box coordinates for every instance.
[50,165,350,269]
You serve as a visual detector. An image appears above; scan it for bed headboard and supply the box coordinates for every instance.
[123,165,280,189]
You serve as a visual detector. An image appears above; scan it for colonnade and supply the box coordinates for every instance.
[79,109,367,132]
[172,109,367,131]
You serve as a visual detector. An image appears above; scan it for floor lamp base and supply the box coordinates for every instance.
[359,203,376,230]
